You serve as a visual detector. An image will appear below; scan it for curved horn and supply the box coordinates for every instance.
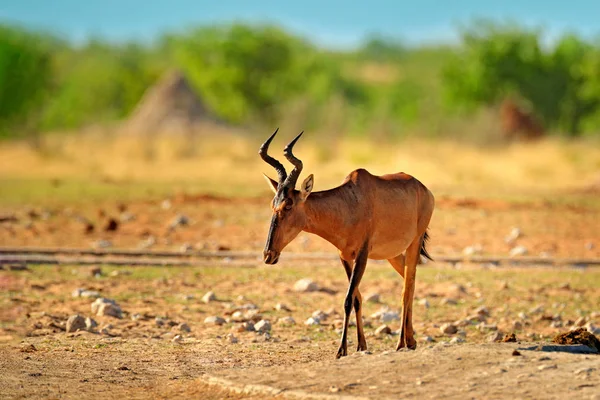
[259,128,287,184]
[282,131,304,189]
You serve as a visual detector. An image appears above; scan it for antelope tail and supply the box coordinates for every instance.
[419,231,433,263]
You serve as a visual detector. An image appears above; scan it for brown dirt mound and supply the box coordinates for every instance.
[553,328,600,352]
[123,69,224,135]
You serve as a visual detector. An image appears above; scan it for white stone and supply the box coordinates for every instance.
[66,315,86,333]
[202,291,217,303]
[505,227,522,244]
[274,303,291,311]
[293,279,318,292]
[440,323,458,335]
[277,316,296,325]
[204,316,226,325]
[91,298,122,318]
[509,245,528,257]
[304,317,321,326]
[375,324,392,335]
[254,319,271,333]
[364,293,381,303]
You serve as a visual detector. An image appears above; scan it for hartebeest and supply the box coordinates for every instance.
[259,129,435,358]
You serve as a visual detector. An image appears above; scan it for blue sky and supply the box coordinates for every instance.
[1,0,599,47]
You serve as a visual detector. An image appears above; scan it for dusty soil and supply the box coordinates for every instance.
[1,259,600,399]
[1,193,600,399]
[1,193,599,259]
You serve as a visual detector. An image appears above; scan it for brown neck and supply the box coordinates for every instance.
[303,185,356,251]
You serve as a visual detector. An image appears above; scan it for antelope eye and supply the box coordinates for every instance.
[284,200,293,210]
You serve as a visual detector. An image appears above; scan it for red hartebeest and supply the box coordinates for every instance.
[259,129,435,359]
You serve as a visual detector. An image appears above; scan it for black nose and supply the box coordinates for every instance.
[263,250,279,265]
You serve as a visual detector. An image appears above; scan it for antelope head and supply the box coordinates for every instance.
[259,129,314,264]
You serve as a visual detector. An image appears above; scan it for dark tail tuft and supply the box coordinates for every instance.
[419,231,433,263]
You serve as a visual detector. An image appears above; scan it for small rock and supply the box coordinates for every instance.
[169,214,190,230]
[204,316,226,326]
[72,288,101,298]
[172,335,183,344]
[254,320,271,333]
[505,227,522,245]
[179,243,194,253]
[364,293,381,303]
[233,321,255,332]
[138,235,156,249]
[274,303,291,312]
[277,316,296,325]
[440,323,458,335]
[585,322,600,335]
[550,320,563,328]
[293,278,318,292]
[312,310,328,321]
[418,298,430,308]
[131,313,142,321]
[375,325,392,335]
[463,245,483,256]
[304,317,320,326]
[421,336,434,343]
[226,333,238,344]
[538,364,557,371]
[119,212,136,223]
[91,298,122,319]
[512,350,521,356]
[487,331,504,342]
[202,291,217,303]
[449,337,464,344]
[475,306,490,317]
[518,312,529,320]
[85,317,97,331]
[92,239,112,249]
[20,343,37,353]
[178,323,191,333]
[329,386,341,393]
[574,316,587,327]
[509,245,528,257]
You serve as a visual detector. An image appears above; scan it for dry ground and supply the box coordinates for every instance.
[1,258,600,399]
[1,134,600,398]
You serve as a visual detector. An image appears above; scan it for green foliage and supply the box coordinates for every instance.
[0,25,52,137]
[1,20,600,141]
[442,20,600,136]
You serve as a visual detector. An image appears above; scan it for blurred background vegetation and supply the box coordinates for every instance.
[2,19,600,144]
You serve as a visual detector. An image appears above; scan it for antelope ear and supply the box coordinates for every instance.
[300,174,314,201]
[263,173,278,194]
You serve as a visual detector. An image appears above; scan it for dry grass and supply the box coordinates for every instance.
[0,129,599,204]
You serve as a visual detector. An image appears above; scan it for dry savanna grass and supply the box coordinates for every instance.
[0,129,599,206]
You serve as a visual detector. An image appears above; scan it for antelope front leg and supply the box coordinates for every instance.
[337,244,369,359]
[396,239,419,350]
[340,257,367,352]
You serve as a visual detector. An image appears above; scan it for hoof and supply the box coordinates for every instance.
[357,343,368,352]
[336,347,347,359]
